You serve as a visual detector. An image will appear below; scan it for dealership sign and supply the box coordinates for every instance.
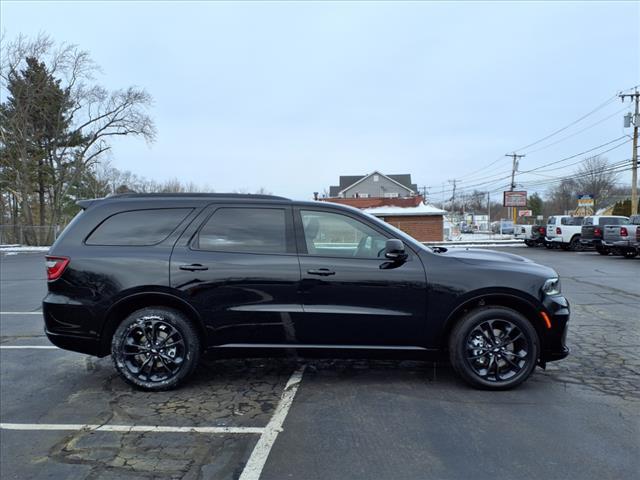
[577,194,594,207]
[503,191,527,207]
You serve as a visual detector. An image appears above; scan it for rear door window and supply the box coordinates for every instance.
[86,209,192,246]
[196,208,288,254]
[561,217,583,226]
[598,217,628,226]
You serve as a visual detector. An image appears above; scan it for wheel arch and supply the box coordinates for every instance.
[99,290,206,356]
[440,291,546,353]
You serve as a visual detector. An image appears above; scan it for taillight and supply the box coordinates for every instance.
[45,256,70,281]
[540,227,546,235]
[556,227,562,234]
[594,227,602,237]
[620,227,628,237]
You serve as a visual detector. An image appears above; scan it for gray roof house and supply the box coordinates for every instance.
[328,171,418,198]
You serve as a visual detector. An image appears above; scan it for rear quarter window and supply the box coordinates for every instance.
[85,208,192,246]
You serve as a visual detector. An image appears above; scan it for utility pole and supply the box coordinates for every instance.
[620,88,639,215]
[448,179,457,212]
[487,191,491,226]
[505,153,525,224]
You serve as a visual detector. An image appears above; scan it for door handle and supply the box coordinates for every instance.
[307,268,335,276]
[179,264,209,271]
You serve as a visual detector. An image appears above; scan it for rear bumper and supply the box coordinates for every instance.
[580,238,602,247]
[611,240,635,250]
[45,329,103,356]
[43,294,104,356]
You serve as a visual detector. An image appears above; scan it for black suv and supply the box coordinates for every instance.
[44,193,569,391]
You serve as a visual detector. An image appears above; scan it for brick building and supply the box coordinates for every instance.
[321,172,445,242]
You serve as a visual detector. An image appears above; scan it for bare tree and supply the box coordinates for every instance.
[545,178,578,215]
[575,156,619,209]
[1,33,156,239]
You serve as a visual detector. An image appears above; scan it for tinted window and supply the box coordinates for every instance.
[561,217,583,226]
[301,210,388,258]
[584,217,594,226]
[86,209,191,246]
[598,217,628,226]
[197,208,286,253]
[547,217,555,225]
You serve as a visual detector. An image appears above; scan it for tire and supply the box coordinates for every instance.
[448,307,539,390]
[111,307,201,391]
[596,246,610,256]
[569,236,583,252]
[524,240,534,247]
[544,242,554,249]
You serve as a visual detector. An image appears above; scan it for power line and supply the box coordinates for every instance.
[435,137,632,198]
[448,87,637,187]
[511,94,618,153]
[523,106,630,155]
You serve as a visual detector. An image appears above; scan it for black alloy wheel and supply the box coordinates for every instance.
[449,307,539,390]
[112,307,200,391]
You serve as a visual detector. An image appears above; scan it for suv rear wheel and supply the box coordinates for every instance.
[111,307,201,391]
[449,307,539,390]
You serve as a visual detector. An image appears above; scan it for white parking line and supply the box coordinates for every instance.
[239,365,306,480]
[0,312,43,315]
[0,423,264,434]
[0,346,58,349]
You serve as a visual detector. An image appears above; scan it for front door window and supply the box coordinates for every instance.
[300,210,388,258]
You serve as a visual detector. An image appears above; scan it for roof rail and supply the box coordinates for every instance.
[107,192,290,200]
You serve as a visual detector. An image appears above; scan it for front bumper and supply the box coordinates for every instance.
[540,295,570,363]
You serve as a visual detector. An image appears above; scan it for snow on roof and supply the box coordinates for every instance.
[363,203,446,217]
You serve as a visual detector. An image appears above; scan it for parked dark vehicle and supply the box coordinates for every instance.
[603,215,640,259]
[43,194,569,391]
[516,225,547,247]
[580,216,629,254]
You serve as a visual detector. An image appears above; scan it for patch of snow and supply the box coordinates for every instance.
[364,203,446,216]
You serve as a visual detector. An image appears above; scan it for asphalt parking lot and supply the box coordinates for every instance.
[1,248,639,480]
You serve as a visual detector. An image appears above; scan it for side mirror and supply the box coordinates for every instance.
[384,239,407,262]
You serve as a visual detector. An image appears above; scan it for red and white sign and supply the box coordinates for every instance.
[518,209,533,217]
[503,191,527,207]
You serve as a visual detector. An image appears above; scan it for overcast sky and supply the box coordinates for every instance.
[2,1,639,201]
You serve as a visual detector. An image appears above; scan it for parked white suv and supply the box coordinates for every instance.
[546,215,585,251]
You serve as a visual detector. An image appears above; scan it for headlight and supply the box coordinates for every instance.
[542,277,561,296]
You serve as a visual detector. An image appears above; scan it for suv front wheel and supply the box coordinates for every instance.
[111,307,201,391]
[449,307,539,390]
